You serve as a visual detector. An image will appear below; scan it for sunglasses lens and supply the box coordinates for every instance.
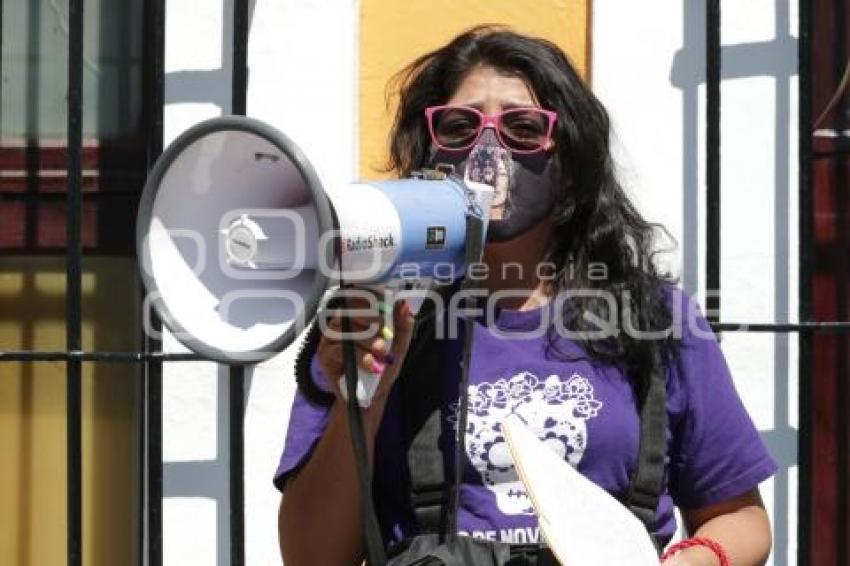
[432,107,481,149]
[499,109,550,152]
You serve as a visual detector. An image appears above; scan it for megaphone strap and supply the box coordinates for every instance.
[329,222,388,566]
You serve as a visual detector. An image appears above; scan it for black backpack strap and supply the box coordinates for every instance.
[622,352,667,554]
[401,284,460,537]
[403,215,485,546]
[406,406,448,535]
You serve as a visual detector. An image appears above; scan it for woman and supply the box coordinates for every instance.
[276,26,776,566]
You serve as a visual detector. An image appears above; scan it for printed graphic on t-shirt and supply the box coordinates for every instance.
[450,371,603,516]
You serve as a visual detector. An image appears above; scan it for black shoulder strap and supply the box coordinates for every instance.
[403,376,448,536]
[401,298,450,537]
[404,216,485,545]
[622,352,667,554]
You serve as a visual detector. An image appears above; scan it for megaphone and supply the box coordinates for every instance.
[137,115,492,365]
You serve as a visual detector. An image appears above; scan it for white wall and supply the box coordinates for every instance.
[161,1,358,565]
[592,1,798,564]
[243,3,358,565]
[161,0,232,562]
[159,1,798,564]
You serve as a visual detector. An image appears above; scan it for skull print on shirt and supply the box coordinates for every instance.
[450,371,603,515]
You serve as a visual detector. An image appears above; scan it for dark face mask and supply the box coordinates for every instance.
[429,129,560,242]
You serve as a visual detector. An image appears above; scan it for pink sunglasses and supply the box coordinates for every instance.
[425,104,557,154]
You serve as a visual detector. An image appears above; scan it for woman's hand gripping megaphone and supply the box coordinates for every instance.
[316,287,415,408]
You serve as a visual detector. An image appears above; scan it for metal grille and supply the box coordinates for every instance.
[0,1,248,565]
[0,1,833,564]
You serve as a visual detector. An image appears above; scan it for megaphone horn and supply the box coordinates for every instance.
[137,115,492,364]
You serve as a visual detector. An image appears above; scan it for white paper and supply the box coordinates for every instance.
[501,414,659,566]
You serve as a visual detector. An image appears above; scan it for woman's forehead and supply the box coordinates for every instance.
[447,66,537,108]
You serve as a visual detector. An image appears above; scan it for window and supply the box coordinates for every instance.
[0,2,146,564]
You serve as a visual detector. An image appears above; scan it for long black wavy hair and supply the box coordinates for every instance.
[386,25,680,400]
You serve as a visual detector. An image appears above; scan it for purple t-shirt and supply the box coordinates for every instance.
[274,287,777,547]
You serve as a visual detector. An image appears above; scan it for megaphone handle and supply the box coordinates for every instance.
[336,284,394,408]
[337,367,384,408]
[333,277,435,407]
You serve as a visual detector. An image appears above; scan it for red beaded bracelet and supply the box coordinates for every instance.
[660,536,730,566]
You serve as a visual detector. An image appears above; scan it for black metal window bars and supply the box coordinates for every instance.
[0,1,832,564]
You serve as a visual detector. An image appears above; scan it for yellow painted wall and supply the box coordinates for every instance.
[0,258,138,566]
[359,0,590,177]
